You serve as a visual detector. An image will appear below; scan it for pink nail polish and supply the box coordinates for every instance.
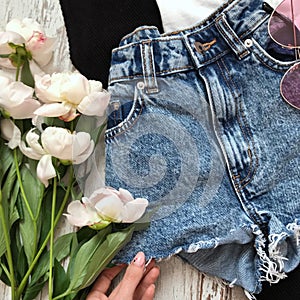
[132,252,145,267]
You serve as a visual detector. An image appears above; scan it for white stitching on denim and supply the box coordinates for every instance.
[216,58,259,189]
[215,14,250,59]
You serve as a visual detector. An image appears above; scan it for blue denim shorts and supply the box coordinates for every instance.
[104,0,300,294]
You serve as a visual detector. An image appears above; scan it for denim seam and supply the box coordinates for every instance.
[222,57,259,190]
[106,99,144,141]
[120,25,159,43]
[111,6,267,53]
[112,37,185,53]
[216,58,259,190]
[141,41,158,93]
[253,52,293,73]
[110,65,195,83]
[221,57,260,189]
[215,15,249,59]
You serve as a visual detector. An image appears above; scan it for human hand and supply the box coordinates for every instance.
[86,252,160,300]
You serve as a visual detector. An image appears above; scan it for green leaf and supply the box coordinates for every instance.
[18,193,36,265]
[38,189,52,248]
[68,225,135,292]
[0,261,11,286]
[67,226,112,291]
[18,164,44,264]
[16,246,28,284]
[90,122,107,145]
[76,226,97,244]
[80,226,135,290]
[20,164,44,217]
[30,232,75,285]
[0,139,14,183]
[0,161,18,260]
[23,280,47,300]
[53,259,70,297]
[20,58,34,88]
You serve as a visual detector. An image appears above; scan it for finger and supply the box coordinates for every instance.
[140,284,156,300]
[89,264,127,295]
[133,266,160,300]
[112,257,156,297]
[86,289,108,300]
[110,251,146,299]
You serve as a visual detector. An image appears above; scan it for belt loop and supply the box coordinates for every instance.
[215,14,250,60]
[140,41,159,94]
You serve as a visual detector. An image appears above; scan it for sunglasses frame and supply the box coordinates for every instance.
[267,0,300,110]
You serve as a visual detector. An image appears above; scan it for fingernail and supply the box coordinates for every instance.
[145,257,153,267]
[132,252,145,267]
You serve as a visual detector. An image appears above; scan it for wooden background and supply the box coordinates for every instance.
[0,0,248,299]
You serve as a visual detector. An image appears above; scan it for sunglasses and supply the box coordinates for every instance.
[267,0,300,110]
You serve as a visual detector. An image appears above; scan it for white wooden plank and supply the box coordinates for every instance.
[0,0,248,299]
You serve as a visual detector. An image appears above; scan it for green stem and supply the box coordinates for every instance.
[0,189,16,300]
[13,149,39,257]
[16,167,74,299]
[13,149,35,222]
[15,54,21,81]
[52,289,72,300]
[48,174,57,300]
[0,262,10,279]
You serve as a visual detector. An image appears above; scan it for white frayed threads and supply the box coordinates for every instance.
[244,289,257,300]
[253,226,287,284]
[187,239,219,253]
[268,233,289,273]
[228,278,237,288]
[287,222,300,246]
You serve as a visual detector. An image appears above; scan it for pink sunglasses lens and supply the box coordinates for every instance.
[269,0,300,47]
[281,62,300,109]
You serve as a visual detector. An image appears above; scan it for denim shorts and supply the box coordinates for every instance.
[104,0,300,294]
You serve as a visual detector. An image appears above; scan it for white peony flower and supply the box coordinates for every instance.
[33,72,110,121]
[19,127,94,186]
[0,74,41,119]
[0,18,56,68]
[64,187,149,229]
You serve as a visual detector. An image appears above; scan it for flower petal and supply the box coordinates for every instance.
[118,188,134,203]
[77,91,110,117]
[19,129,45,160]
[0,31,25,52]
[64,200,99,227]
[121,198,149,223]
[60,72,89,104]
[8,97,41,119]
[72,132,94,164]
[0,119,21,149]
[94,195,124,222]
[34,102,71,117]
[36,154,56,187]
[41,127,72,159]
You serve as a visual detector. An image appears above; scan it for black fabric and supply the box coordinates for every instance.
[256,265,300,300]
[59,1,300,299]
[59,0,163,88]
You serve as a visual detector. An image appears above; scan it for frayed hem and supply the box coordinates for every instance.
[186,238,219,253]
[244,289,257,300]
[287,222,300,247]
[253,219,300,285]
[156,238,219,262]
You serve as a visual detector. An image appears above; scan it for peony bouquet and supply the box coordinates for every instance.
[0,18,148,300]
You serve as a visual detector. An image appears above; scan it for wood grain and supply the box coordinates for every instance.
[0,0,248,299]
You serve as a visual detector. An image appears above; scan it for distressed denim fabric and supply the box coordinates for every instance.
[104,0,300,294]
